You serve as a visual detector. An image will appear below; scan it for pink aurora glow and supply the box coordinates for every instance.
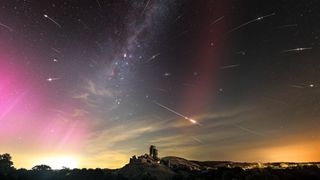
[0,52,89,151]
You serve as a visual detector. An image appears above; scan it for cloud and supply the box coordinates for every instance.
[72,108,89,117]
[72,79,118,111]
[85,119,160,153]
[81,107,252,162]
[85,79,114,98]
[72,93,90,100]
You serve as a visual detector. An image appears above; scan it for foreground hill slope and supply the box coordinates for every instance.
[116,162,175,180]
[161,156,201,171]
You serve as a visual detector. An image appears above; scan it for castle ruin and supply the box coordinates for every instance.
[129,145,160,164]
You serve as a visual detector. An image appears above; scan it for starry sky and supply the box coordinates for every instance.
[0,0,320,169]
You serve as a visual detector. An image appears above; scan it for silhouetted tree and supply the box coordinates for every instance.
[0,154,15,180]
[32,164,52,171]
[0,153,14,174]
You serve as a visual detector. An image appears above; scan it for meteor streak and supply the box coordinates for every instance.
[141,0,151,15]
[153,101,201,125]
[220,64,240,69]
[281,47,313,53]
[192,137,204,144]
[210,16,224,26]
[44,14,62,28]
[232,124,264,136]
[146,53,161,63]
[212,13,276,46]
[47,77,60,82]
[289,84,305,89]
[51,47,61,54]
[96,0,102,8]
[275,24,297,29]
[227,12,276,34]
[0,22,14,31]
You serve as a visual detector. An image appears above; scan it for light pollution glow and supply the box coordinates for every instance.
[8,139,320,169]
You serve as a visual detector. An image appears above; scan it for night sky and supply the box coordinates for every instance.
[1,0,320,169]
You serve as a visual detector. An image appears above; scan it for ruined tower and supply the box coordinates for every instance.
[149,145,159,160]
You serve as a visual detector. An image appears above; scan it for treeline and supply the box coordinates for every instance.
[1,153,320,180]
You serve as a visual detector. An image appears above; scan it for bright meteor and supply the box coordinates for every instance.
[153,101,201,125]
[44,14,62,28]
[47,77,60,82]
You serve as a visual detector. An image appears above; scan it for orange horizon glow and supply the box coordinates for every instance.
[4,138,320,169]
